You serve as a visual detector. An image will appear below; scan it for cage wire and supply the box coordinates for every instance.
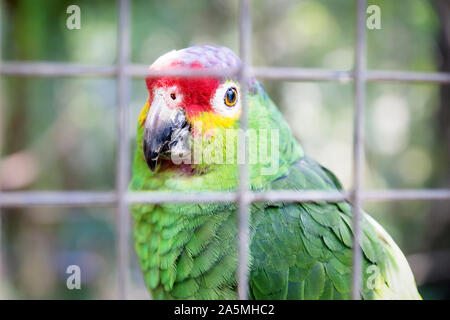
[0,0,449,300]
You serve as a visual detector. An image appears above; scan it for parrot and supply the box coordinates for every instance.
[130,45,421,300]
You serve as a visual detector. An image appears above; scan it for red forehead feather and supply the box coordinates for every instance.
[145,61,220,117]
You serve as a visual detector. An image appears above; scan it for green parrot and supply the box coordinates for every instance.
[130,45,421,300]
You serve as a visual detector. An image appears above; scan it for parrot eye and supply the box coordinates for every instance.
[170,92,176,100]
[224,87,238,107]
[211,81,241,118]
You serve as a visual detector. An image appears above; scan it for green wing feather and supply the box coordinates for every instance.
[249,156,421,300]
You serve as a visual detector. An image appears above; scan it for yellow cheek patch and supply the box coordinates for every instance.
[138,101,150,127]
[187,111,239,133]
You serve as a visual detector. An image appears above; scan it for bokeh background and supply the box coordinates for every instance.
[0,0,449,299]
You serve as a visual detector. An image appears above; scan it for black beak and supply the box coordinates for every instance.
[143,95,189,171]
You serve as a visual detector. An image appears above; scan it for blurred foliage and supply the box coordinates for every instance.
[0,0,449,299]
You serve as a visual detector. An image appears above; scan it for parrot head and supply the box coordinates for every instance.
[136,45,302,189]
[139,46,252,171]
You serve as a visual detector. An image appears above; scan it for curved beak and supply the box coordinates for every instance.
[143,93,190,171]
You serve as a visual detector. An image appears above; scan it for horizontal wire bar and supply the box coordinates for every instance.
[127,64,239,78]
[253,66,353,82]
[367,70,450,83]
[0,62,239,78]
[362,189,450,201]
[0,62,117,77]
[2,62,450,84]
[0,189,449,207]
[126,191,238,204]
[0,191,117,207]
[250,190,350,202]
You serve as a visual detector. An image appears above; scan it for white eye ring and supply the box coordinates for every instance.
[211,81,241,118]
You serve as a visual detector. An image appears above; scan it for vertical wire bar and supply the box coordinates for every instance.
[0,0,4,299]
[116,0,131,300]
[351,0,367,300]
[237,0,251,300]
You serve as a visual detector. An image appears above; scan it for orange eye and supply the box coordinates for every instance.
[224,87,237,107]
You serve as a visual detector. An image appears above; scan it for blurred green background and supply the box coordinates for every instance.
[0,0,449,299]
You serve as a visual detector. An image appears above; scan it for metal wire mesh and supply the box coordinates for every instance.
[0,0,449,300]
